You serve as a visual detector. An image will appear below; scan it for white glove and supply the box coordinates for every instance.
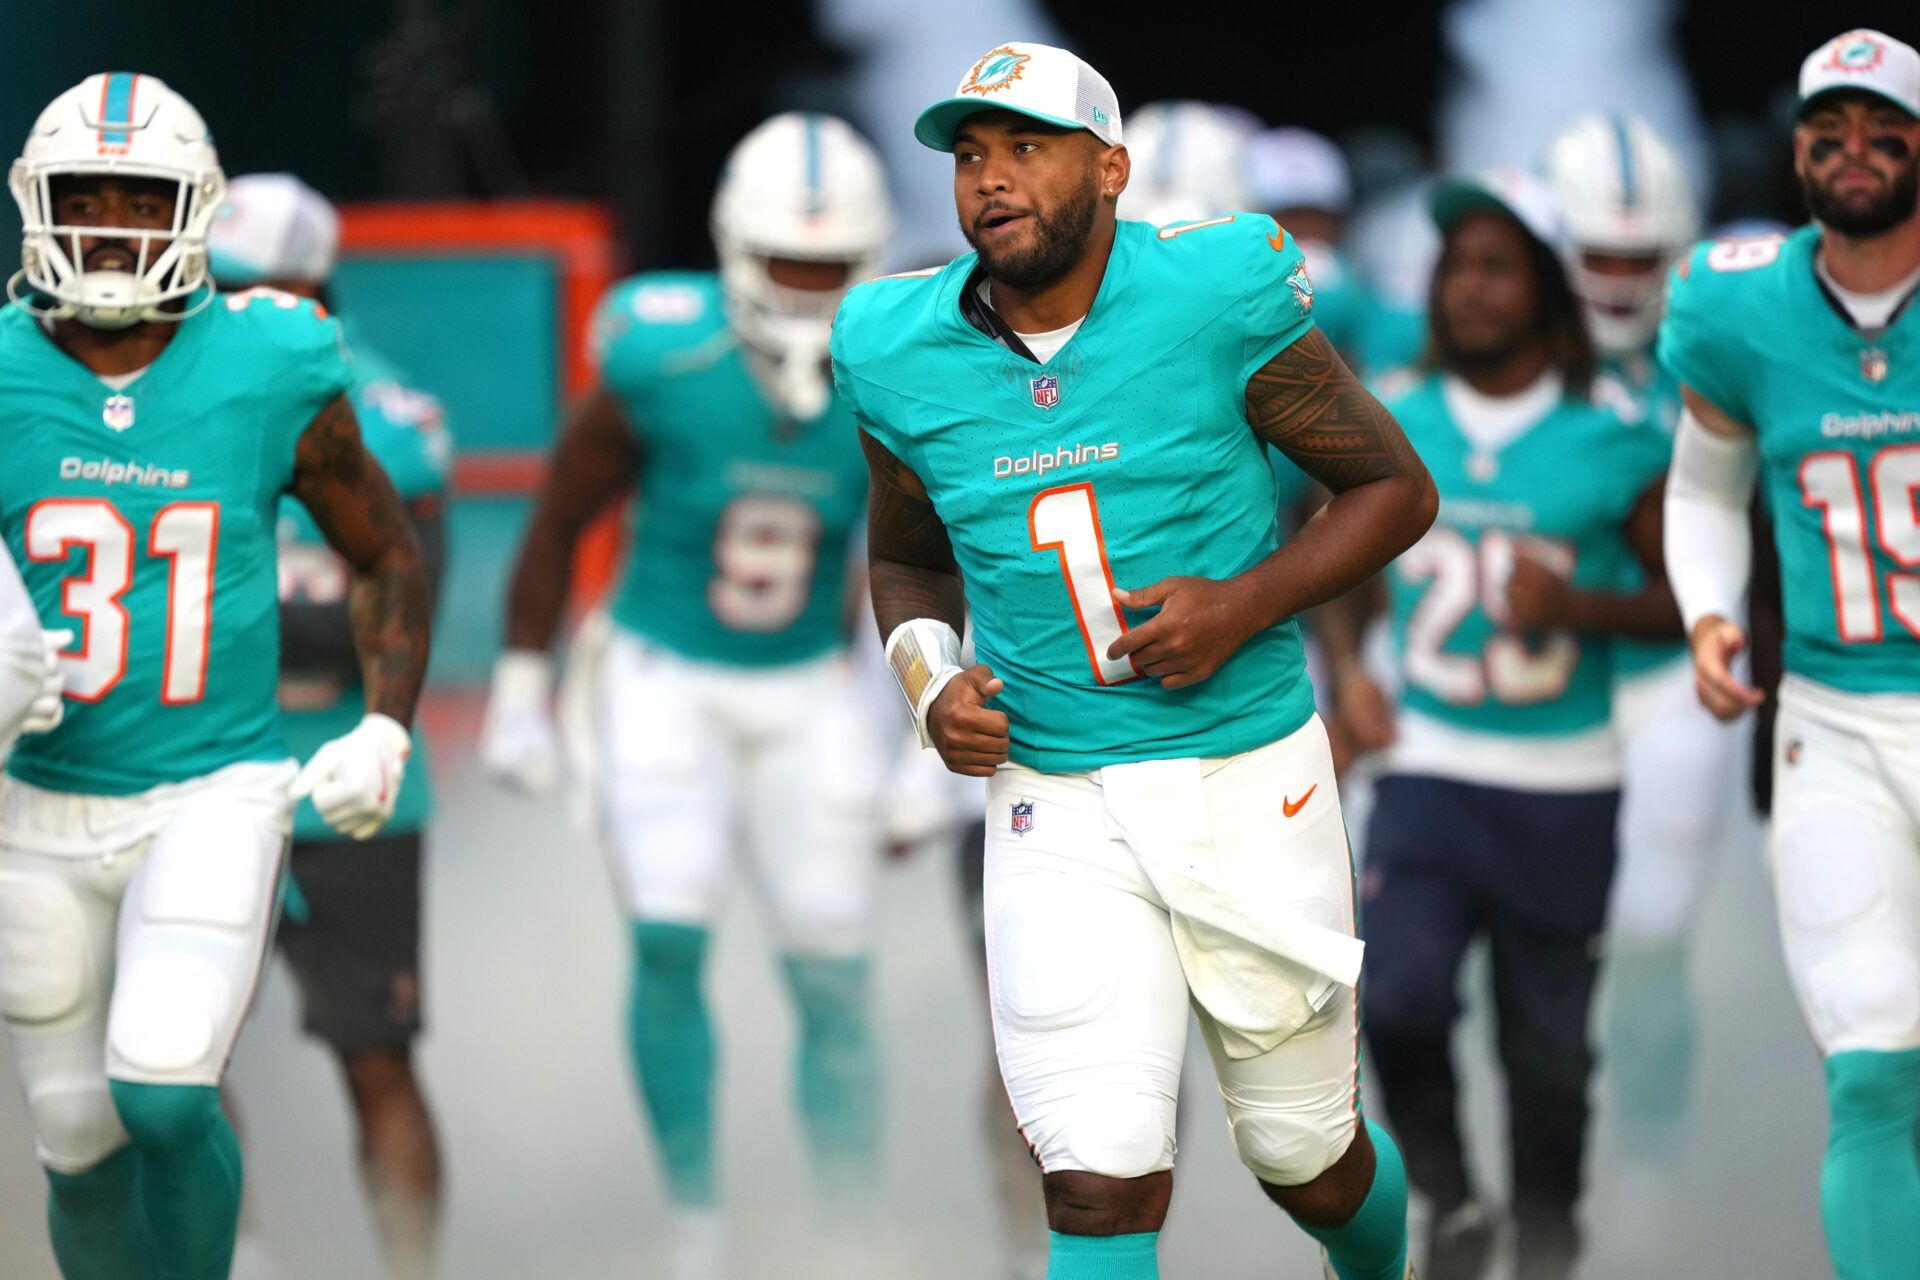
[482,649,561,796]
[20,629,71,734]
[290,712,412,840]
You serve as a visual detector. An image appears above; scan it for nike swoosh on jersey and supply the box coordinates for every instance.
[1283,784,1316,818]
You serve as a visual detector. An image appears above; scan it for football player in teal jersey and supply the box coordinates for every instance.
[835,41,1436,1280]
[1660,30,1920,1278]
[1542,113,1750,1184]
[481,113,891,1277]
[1327,170,1678,1280]
[1247,127,1375,367]
[209,172,452,1280]
[0,75,431,1280]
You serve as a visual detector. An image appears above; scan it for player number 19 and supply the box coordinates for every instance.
[1801,445,1920,642]
[25,497,219,703]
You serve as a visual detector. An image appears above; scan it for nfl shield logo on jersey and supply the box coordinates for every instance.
[1010,799,1034,835]
[102,394,135,432]
[1030,374,1060,411]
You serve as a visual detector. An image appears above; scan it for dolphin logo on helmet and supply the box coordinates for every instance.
[8,72,227,329]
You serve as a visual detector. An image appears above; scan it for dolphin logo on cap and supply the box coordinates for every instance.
[962,46,1031,96]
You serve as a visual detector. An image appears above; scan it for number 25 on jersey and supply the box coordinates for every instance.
[27,497,218,704]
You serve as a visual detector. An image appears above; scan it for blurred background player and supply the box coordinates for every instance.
[838,40,1435,1280]
[479,111,892,1277]
[1246,126,1374,366]
[208,172,454,1280]
[1330,169,1680,1280]
[0,74,430,1280]
[1659,28,1920,1279]
[1113,100,1257,228]
[1540,112,1747,1185]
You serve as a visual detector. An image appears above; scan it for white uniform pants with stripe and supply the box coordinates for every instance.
[983,716,1361,1187]
[596,630,885,956]
[0,760,293,1172]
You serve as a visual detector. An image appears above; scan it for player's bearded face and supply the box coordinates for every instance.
[959,158,1101,288]
[48,174,178,276]
[1797,102,1920,237]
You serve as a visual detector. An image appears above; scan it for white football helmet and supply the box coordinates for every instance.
[711,112,892,419]
[1542,113,1699,354]
[8,73,225,328]
[1117,101,1257,227]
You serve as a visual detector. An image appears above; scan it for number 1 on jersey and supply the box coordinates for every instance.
[1028,482,1140,685]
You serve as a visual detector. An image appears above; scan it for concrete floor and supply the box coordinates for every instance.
[0,696,1831,1278]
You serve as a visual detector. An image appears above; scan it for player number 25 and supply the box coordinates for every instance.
[1400,526,1578,706]
[1801,445,1920,643]
[25,497,219,704]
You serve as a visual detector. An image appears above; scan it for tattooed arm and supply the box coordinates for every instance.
[860,426,1008,777]
[290,394,433,728]
[860,426,965,638]
[1108,330,1436,688]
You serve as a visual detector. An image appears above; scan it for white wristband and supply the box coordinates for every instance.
[884,619,965,749]
[491,649,554,710]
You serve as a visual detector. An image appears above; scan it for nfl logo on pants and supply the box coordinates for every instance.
[1029,375,1059,410]
[1010,799,1034,835]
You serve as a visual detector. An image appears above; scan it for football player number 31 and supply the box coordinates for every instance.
[1029,483,1140,685]
[26,497,218,703]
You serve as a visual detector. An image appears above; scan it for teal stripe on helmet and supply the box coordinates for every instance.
[101,72,136,147]
[803,113,824,218]
[1610,114,1637,208]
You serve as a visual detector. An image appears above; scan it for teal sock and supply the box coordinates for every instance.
[1601,941,1695,1163]
[46,1145,158,1280]
[1820,1049,1920,1280]
[630,921,717,1207]
[1297,1121,1410,1280]
[108,1082,242,1280]
[780,953,879,1195]
[1046,1230,1159,1279]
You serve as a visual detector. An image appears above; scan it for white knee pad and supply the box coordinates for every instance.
[989,881,1181,1178]
[106,802,279,1083]
[1024,1089,1176,1180]
[1805,948,1920,1053]
[1227,1096,1358,1187]
[0,871,89,1024]
[26,1079,129,1173]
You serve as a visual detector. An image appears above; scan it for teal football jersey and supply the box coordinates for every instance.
[832,215,1320,773]
[279,333,450,840]
[0,290,352,795]
[1660,226,1920,693]
[1385,374,1669,738]
[1598,350,1687,679]
[597,273,868,667]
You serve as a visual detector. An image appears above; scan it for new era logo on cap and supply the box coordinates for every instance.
[915,41,1123,152]
[1799,29,1920,119]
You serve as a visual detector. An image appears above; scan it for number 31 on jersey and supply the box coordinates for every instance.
[26,497,218,704]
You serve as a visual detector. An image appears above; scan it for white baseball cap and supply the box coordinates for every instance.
[1245,127,1353,214]
[1798,29,1920,119]
[1429,166,1567,255]
[207,172,340,286]
[915,42,1122,152]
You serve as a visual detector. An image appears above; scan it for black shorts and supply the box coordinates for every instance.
[277,831,426,1054]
